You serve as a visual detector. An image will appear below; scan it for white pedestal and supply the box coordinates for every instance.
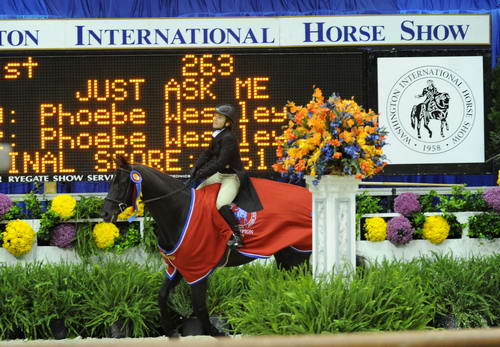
[306,175,359,279]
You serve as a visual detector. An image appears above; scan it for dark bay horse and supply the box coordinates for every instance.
[101,156,311,336]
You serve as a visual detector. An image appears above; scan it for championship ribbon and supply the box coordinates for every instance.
[128,170,142,222]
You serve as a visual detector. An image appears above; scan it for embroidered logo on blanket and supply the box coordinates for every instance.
[231,204,257,235]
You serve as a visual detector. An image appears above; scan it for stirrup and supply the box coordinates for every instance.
[227,234,243,249]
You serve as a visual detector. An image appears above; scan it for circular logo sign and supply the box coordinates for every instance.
[385,65,475,154]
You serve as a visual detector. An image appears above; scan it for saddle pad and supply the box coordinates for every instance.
[160,178,312,284]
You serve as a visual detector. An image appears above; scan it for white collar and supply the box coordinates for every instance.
[212,128,225,138]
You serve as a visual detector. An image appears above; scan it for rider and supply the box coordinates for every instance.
[415,79,438,112]
[189,104,247,249]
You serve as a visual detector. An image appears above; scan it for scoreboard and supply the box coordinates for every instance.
[0,50,366,182]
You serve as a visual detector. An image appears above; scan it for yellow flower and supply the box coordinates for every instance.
[422,215,450,244]
[92,222,119,249]
[497,170,500,186]
[364,217,387,241]
[117,200,145,220]
[2,220,35,257]
[50,194,77,219]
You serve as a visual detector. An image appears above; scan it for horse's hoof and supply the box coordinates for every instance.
[182,317,204,336]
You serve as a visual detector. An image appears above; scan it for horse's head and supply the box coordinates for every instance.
[101,155,135,223]
[436,92,450,108]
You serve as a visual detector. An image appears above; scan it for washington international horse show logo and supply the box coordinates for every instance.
[385,65,476,155]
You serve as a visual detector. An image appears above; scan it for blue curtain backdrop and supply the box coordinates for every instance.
[0,0,498,193]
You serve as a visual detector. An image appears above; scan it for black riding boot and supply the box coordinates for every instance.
[218,205,244,249]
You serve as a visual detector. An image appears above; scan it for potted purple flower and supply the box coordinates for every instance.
[386,216,414,245]
[394,192,421,217]
[50,223,76,248]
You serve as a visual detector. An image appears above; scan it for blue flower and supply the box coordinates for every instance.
[344,145,360,159]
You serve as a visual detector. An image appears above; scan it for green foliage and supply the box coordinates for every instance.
[142,212,158,255]
[356,191,384,215]
[220,263,434,335]
[2,204,24,220]
[441,212,464,238]
[74,197,104,219]
[418,190,440,213]
[37,210,60,242]
[0,264,36,339]
[0,255,499,339]
[74,223,100,259]
[468,212,500,239]
[113,223,141,254]
[416,254,500,328]
[356,191,384,233]
[488,65,500,157]
[410,212,426,239]
[23,189,44,219]
[77,261,162,337]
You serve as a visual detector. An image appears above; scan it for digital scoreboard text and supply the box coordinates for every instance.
[0,51,365,182]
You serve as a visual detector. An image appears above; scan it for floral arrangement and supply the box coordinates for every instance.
[2,219,35,256]
[422,215,450,244]
[273,88,387,182]
[50,223,76,248]
[117,200,145,220]
[363,217,387,241]
[0,193,13,218]
[483,187,500,212]
[92,222,119,249]
[393,192,421,217]
[50,194,77,219]
[386,216,414,245]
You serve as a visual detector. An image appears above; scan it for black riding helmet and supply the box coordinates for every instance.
[215,104,237,124]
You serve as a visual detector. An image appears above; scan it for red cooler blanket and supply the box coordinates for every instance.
[159,178,312,284]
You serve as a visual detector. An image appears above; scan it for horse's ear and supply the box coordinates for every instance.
[113,155,131,169]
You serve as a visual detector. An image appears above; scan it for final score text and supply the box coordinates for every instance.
[2,54,291,180]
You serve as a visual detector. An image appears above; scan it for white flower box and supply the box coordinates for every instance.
[1,218,145,264]
[357,212,500,263]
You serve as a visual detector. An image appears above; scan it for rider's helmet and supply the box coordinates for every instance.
[215,104,237,124]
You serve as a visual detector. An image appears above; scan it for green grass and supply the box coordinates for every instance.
[0,254,498,339]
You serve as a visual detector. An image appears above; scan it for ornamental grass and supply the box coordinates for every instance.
[0,255,498,339]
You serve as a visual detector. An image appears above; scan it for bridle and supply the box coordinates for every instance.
[104,167,189,213]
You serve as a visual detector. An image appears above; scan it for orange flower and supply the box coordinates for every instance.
[272,162,286,173]
[333,152,342,159]
[276,146,283,157]
[329,139,341,147]
[312,87,324,104]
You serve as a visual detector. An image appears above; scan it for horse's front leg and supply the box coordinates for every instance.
[190,279,224,336]
[159,274,182,336]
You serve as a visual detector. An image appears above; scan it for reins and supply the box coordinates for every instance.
[105,167,189,211]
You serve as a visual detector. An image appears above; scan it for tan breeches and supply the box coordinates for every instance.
[196,173,240,209]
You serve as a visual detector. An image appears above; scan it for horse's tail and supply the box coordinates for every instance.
[411,105,418,129]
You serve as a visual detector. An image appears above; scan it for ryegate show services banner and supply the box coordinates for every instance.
[378,56,484,165]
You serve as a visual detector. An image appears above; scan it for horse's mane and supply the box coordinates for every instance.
[132,163,185,189]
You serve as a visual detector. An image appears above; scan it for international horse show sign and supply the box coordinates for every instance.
[0,14,490,182]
